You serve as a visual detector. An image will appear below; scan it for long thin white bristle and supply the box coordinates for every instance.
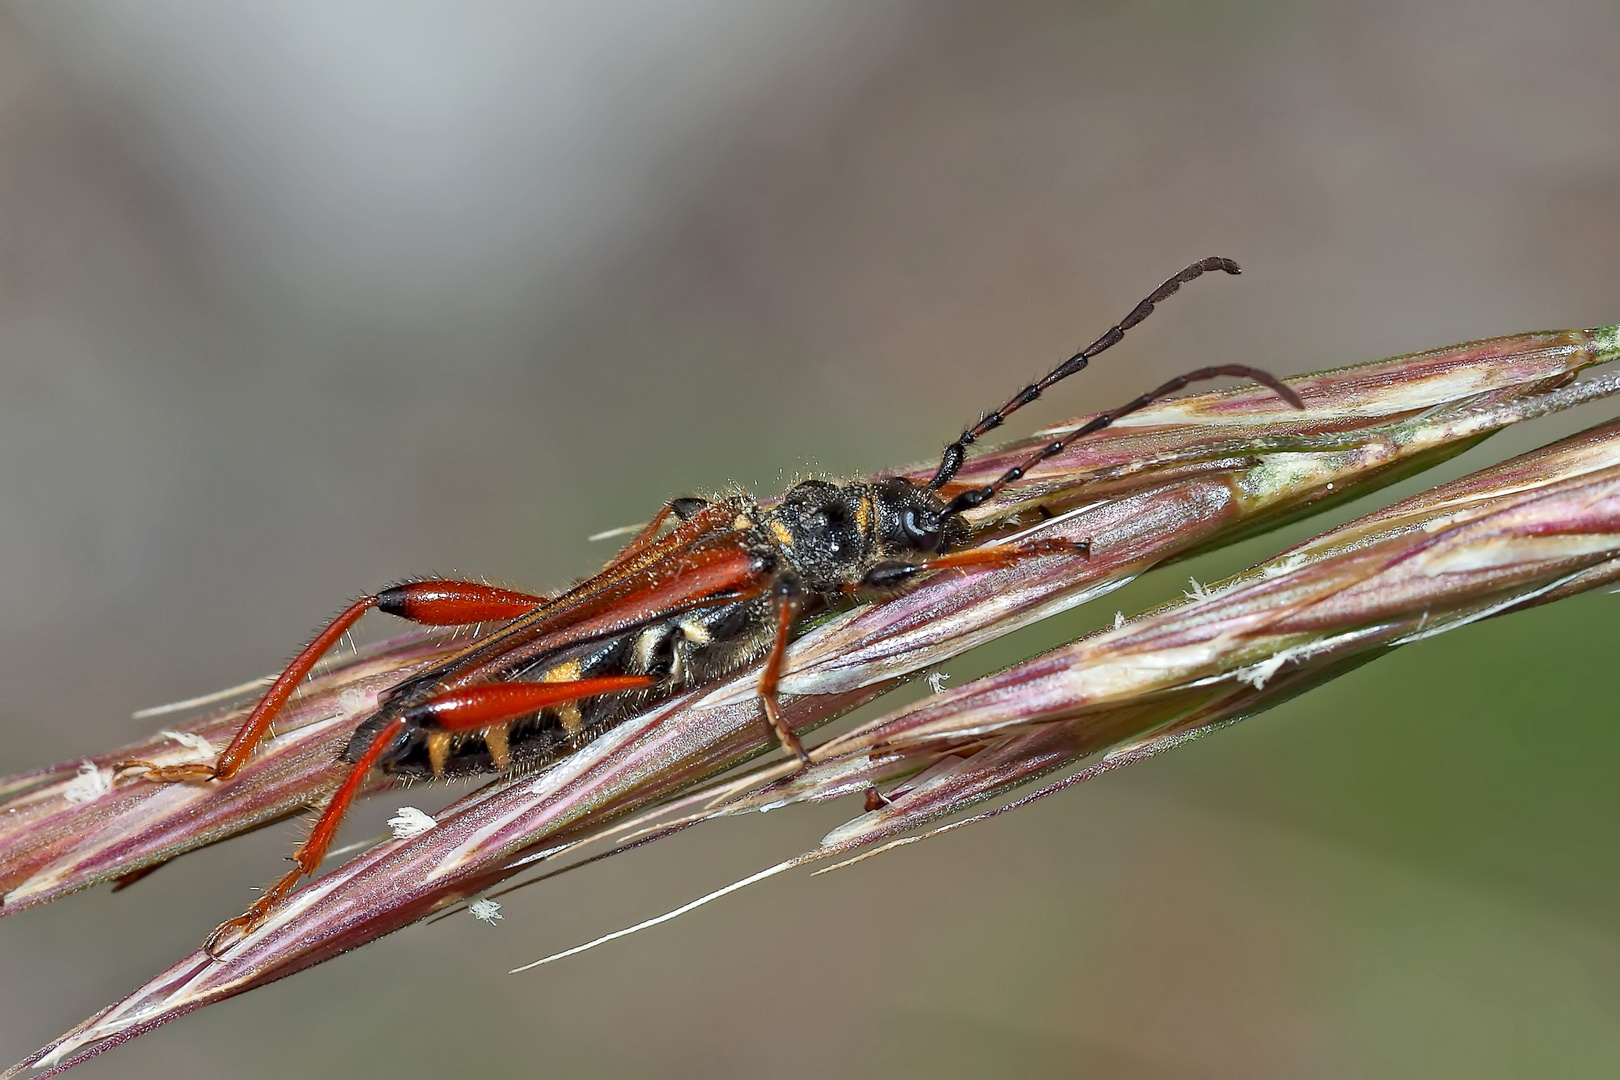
[132,674,275,719]
[509,859,797,972]
[587,521,647,542]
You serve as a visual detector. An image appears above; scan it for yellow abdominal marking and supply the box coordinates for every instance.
[733,513,754,531]
[541,659,583,683]
[855,492,872,538]
[484,723,512,769]
[426,731,453,777]
[539,659,588,737]
[768,520,794,546]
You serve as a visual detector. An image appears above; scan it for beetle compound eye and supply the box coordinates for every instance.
[900,507,943,552]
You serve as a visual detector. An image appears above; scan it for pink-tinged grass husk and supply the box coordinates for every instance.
[6,327,1620,1076]
[0,636,463,912]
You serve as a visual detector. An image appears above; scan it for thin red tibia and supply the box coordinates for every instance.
[756,591,809,763]
[293,715,411,876]
[211,596,378,778]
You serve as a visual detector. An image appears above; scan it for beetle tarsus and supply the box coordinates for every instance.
[114,759,219,783]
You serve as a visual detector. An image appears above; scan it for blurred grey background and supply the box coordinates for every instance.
[3,2,1620,1077]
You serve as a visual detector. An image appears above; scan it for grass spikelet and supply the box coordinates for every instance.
[7,327,1620,1076]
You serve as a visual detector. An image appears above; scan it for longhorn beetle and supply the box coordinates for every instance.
[119,256,1303,953]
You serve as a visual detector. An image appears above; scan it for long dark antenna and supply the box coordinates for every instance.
[944,363,1305,514]
[927,256,1243,490]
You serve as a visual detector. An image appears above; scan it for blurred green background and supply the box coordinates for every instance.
[1,2,1618,1076]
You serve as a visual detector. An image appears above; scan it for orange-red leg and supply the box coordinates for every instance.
[757,589,810,766]
[597,501,687,568]
[203,673,657,956]
[121,581,551,784]
[595,498,738,574]
[859,535,1089,590]
[403,676,657,732]
[204,712,412,956]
